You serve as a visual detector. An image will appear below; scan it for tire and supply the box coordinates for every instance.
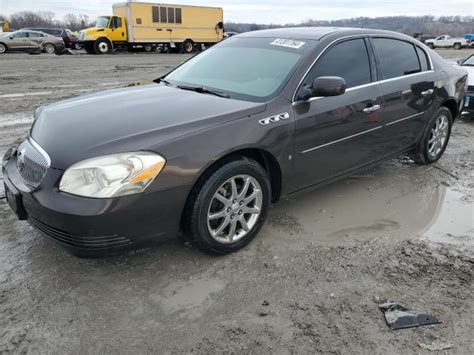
[73,43,82,50]
[427,43,435,49]
[84,43,95,54]
[43,43,56,54]
[410,107,452,164]
[0,43,6,54]
[143,44,153,52]
[180,39,195,53]
[453,43,462,50]
[94,38,111,54]
[183,158,271,254]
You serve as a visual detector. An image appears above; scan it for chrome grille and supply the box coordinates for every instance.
[16,139,50,188]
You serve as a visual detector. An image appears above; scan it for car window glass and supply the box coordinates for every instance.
[373,38,421,79]
[113,17,122,28]
[12,32,28,38]
[29,32,44,38]
[416,47,429,71]
[301,38,372,89]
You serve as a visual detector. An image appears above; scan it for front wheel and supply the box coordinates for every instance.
[453,43,462,50]
[73,43,82,50]
[43,43,56,54]
[94,39,111,54]
[427,43,435,49]
[184,158,271,254]
[410,107,452,164]
[0,43,6,54]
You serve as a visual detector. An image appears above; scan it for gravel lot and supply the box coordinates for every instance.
[0,49,473,353]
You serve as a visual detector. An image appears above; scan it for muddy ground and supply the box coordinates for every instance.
[0,49,473,353]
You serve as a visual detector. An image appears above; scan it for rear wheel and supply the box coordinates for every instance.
[184,158,271,254]
[0,43,6,54]
[143,44,153,52]
[94,39,111,54]
[410,107,452,164]
[180,39,195,53]
[43,43,56,54]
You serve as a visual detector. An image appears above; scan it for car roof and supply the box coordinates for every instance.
[238,27,409,41]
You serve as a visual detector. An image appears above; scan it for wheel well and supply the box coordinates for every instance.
[441,99,458,120]
[180,148,282,231]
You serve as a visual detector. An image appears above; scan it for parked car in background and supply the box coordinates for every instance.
[2,28,467,257]
[24,27,81,49]
[465,34,474,47]
[224,31,239,39]
[425,35,469,49]
[458,54,474,114]
[0,30,65,54]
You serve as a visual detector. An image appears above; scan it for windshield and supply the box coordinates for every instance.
[164,37,317,102]
[461,55,474,66]
[95,16,110,28]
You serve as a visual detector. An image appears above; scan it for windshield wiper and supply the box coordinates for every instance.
[177,84,230,98]
[155,77,173,86]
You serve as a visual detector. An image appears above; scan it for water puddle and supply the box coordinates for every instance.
[150,276,226,318]
[261,163,473,250]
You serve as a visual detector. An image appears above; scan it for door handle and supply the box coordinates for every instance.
[363,104,381,114]
[421,89,434,97]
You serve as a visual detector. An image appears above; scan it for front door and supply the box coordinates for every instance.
[292,37,385,191]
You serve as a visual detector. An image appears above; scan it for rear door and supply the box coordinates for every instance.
[370,37,436,152]
[292,37,386,190]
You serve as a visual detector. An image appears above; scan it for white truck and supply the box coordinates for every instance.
[425,35,469,50]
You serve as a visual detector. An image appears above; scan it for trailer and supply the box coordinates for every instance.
[79,2,224,54]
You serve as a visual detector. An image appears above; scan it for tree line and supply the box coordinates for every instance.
[0,11,93,31]
[1,11,473,37]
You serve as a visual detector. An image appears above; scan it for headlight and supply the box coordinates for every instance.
[59,152,166,198]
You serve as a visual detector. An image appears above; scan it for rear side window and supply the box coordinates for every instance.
[373,38,421,79]
[416,46,430,71]
[302,38,372,89]
[152,6,159,22]
[160,7,167,23]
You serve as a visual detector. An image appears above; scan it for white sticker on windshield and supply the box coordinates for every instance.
[270,38,306,49]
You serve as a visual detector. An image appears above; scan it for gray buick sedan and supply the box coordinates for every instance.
[2,27,468,257]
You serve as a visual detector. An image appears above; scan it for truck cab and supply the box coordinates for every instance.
[80,16,127,54]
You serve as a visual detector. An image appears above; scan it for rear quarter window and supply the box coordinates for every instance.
[372,38,421,79]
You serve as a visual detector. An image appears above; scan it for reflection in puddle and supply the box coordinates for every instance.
[261,164,473,251]
[422,188,474,251]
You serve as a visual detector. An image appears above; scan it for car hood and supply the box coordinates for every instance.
[31,84,265,169]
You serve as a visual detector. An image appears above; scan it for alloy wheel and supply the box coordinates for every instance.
[207,175,262,244]
[427,114,449,159]
[0,44,6,54]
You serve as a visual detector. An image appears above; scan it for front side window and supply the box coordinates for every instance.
[112,17,122,28]
[165,37,318,102]
[12,31,28,38]
[373,38,421,79]
[28,32,44,38]
[300,38,372,90]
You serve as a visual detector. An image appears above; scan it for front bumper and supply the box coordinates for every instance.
[3,154,187,257]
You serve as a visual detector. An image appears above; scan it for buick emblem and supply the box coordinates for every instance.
[17,148,26,173]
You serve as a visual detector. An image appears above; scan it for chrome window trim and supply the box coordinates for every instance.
[292,34,434,104]
[293,70,435,106]
[300,111,425,154]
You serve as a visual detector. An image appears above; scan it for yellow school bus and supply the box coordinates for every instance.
[80,2,224,54]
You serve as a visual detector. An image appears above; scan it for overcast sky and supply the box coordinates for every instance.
[1,0,473,23]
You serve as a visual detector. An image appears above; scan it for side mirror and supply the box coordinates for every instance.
[457,59,463,65]
[298,76,347,101]
[9,36,13,39]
